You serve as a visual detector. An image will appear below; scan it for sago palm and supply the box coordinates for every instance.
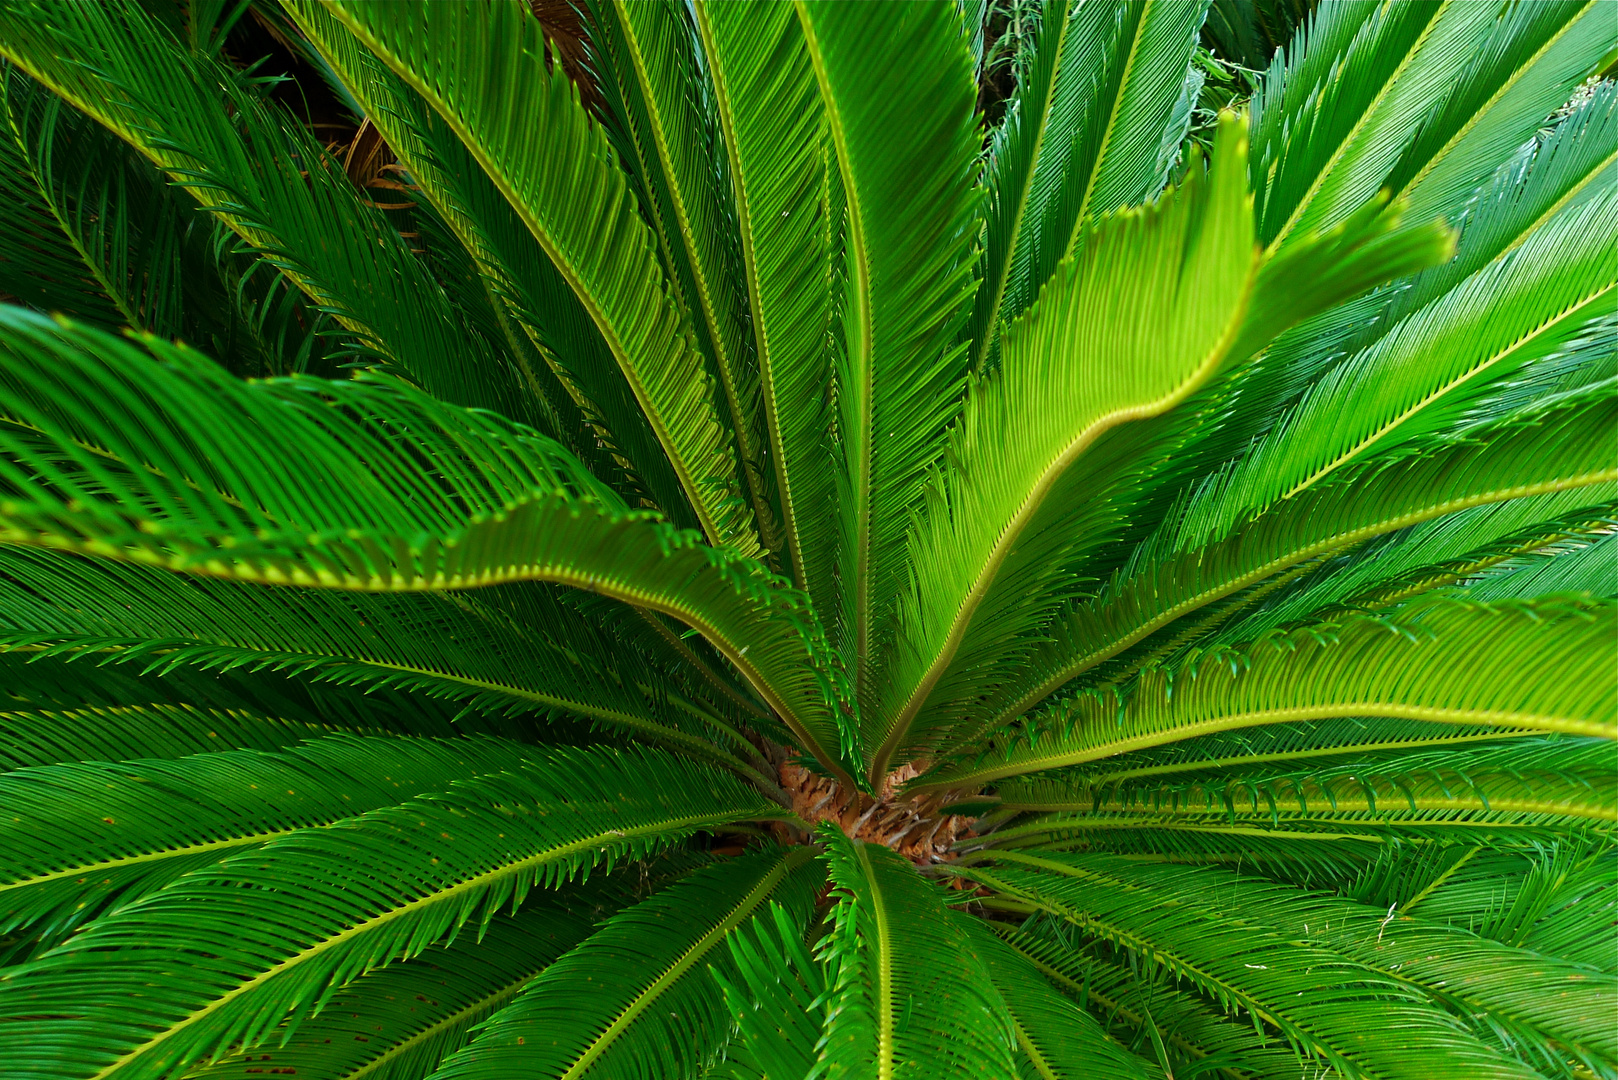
[0,0,1613,1077]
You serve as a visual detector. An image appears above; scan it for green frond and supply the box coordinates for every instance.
[0,69,185,337]
[0,312,849,770]
[961,917,1160,1080]
[312,0,760,557]
[430,847,821,1080]
[874,115,1254,779]
[987,737,1616,848]
[1460,529,1618,602]
[1191,74,1616,487]
[695,0,839,607]
[278,2,696,520]
[585,0,777,555]
[0,67,325,379]
[918,597,1615,792]
[709,901,828,1080]
[0,653,438,768]
[1182,188,1615,543]
[0,733,532,947]
[188,904,599,1080]
[1004,849,1618,1077]
[1404,845,1616,971]
[0,0,527,418]
[971,851,1557,1079]
[815,826,1018,1080]
[992,924,1316,1079]
[1249,0,1494,251]
[986,396,1616,730]
[794,0,983,714]
[1190,492,1616,652]
[970,0,1211,367]
[0,746,786,1080]
[1383,0,1611,228]
[899,188,1456,764]
[999,716,1544,791]
[0,549,758,770]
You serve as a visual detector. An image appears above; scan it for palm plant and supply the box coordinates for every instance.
[0,0,1612,1076]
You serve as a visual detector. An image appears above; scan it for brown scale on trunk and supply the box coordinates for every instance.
[769,761,981,886]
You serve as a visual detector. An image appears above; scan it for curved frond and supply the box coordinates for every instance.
[188,905,598,1080]
[992,924,1315,1079]
[988,737,1617,843]
[0,653,436,768]
[586,0,776,553]
[0,549,758,770]
[310,0,759,556]
[709,901,828,1080]
[1183,189,1616,541]
[0,0,533,421]
[278,1,697,524]
[0,746,787,1080]
[794,0,983,711]
[815,827,1019,1080]
[1462,529,1618,602]
[971,851,1555,1079]
[970,0,1211,366]
[428,846,822,1080]
[918,598,1616,792]
[987,396,1617,729]
[0,734,529,945]
[962,917,1159,1080]
[874,116,1255,779]
[0,312,849,769]
[1250,1,1492,250]
[695,0,839,605]
[1383,0,1612,227]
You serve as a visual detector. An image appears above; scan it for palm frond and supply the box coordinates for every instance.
[695,0,839,608]
[0,652,440,768]
[993,923,1318,1079]
[986,396,1615,729]
[0,67,326,379]
[1405,845,1616,972]
[1462,528,1618,601]
[0,312,850,770]
[987,737,1616,848]
[1250,1,1492,251]
[0,0,532,419]
[918,597,1615,792]
[1384,0,1611,228]
[0,746,787,1079]
[0,733,535,947]
[0,548,761,771]
[188,904,599,1080]
[428,846,822,1080]
[278,2,696,519]
[970,851,1550,1079]
[815,826,1019,1080]
[709,901,827,1080]
[1179,189,1615,546]
[585,0,777,557]
[962,916,1160,1080]
[970,0,1211,367]
[871,116,1255,780]
[1188,492,1616,653]
[794,0,983,715]
[313,0,761,557]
